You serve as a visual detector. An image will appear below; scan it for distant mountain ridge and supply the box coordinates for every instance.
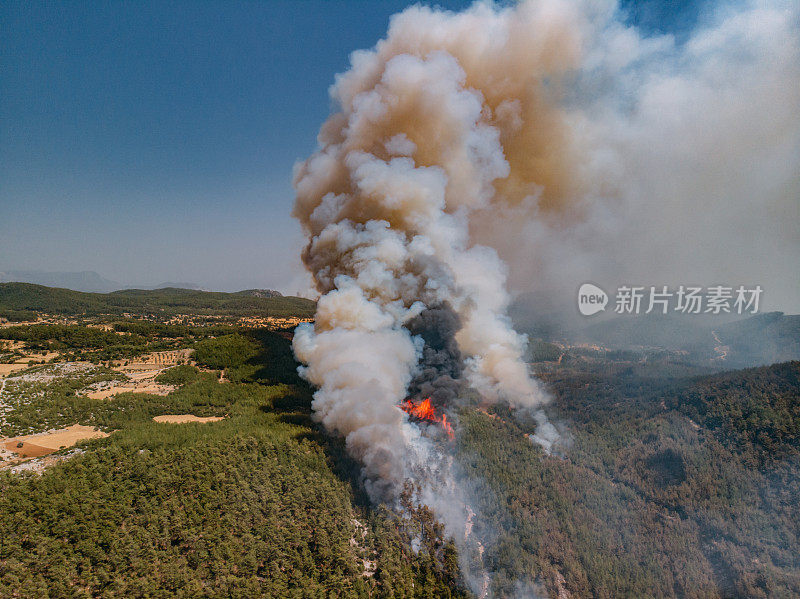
[236,289,283,298]
[0,282,314,318]
[150,282,206,291]
[0,270,122,293]
[0,270,206,293]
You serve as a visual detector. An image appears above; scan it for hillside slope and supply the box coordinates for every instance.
[0,331,466,598]
[0,283,315,318]
[455,361,800,598]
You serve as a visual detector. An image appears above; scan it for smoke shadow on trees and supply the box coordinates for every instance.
[238,328,373,507]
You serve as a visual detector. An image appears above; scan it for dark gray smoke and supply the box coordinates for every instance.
[406,304,464,408]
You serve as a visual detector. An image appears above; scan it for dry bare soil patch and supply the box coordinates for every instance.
[152,414,225,424]
[2,424,107,459]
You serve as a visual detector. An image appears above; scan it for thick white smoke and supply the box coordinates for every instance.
[292,0,798,592]
[480,0,800,320]
[293,1,566,502]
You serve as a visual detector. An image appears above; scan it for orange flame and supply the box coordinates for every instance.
[400,398,454,440]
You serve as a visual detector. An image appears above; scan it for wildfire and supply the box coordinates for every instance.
[400,397,454,440]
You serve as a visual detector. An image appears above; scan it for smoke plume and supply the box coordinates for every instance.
[405,304,464,408]
[481,0,800,323]
[292,0,798,593]
[292,0,565,503]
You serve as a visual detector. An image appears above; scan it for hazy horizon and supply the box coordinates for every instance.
[0,267,298,295]
[1,1,476,296]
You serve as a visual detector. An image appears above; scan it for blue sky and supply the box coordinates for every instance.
[1,0,699,292]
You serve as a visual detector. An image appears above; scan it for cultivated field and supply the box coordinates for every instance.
[3,424,107,459]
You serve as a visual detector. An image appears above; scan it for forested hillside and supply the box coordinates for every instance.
[455,361,800,598]
[0,330,467,598]
[0,283,315,318]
